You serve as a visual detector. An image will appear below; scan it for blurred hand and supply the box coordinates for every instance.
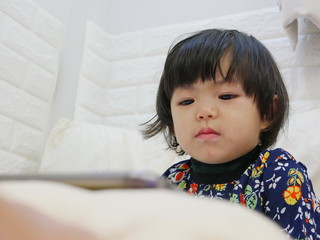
[0,198,102,240]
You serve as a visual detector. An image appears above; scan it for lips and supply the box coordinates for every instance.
[196,127,220,140]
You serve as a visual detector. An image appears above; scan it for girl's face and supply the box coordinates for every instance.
[170,72,269,164]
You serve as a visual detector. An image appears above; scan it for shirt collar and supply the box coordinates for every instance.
[190,146,261,184]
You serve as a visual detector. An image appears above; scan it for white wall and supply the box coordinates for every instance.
[0,0,286,173]
[0,0,64,172]
[32,0,102,135]
[32,0,279,132]
[33,0,278,34]
[104,0,277,34]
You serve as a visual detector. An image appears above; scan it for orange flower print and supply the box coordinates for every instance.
[188,183,198,194]
[283,185,302,205]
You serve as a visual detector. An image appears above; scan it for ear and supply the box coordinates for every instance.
[260,95,279,130]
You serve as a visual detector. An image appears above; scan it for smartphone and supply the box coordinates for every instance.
[0,171,172,190]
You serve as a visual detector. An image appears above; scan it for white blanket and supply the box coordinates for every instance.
[0,181,288,240]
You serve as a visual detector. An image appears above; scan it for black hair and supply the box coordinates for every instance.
[142,29,289,155]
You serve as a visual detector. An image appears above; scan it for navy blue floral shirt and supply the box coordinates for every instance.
[163,148,320,240]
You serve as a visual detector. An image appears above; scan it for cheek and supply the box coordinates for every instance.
[171,111,179,135]
[171,115,187,143]
[226,110,261,139]
[171,107,183,127]
[171,116,183,136]
[240,117,263,141]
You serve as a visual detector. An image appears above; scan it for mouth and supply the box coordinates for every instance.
[196,127,220,141]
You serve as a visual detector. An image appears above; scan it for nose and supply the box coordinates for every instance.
[196,107,218,120]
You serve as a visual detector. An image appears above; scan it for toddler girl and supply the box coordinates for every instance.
[143,29,320,240]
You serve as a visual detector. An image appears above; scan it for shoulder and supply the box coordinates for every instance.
[257,149,320,239]
[256,148,313,197]
[260,148,306,170]
[251,148,308,184]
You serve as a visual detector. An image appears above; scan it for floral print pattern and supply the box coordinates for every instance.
[163,148,320,240]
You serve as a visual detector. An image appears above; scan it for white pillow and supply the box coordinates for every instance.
[276,109,320,196]
[39,119,178,175]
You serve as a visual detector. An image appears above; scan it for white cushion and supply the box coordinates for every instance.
[39,118,178,175]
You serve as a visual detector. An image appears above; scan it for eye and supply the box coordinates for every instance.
[219,94,236,100]
[179,99,194,105]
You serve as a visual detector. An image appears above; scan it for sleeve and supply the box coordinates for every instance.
[261,150,320,240]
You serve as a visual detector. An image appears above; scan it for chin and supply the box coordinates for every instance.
[198,155,229,164]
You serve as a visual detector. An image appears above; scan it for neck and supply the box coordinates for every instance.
[190,146,261,184]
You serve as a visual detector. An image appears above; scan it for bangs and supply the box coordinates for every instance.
[163,29,262,100]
